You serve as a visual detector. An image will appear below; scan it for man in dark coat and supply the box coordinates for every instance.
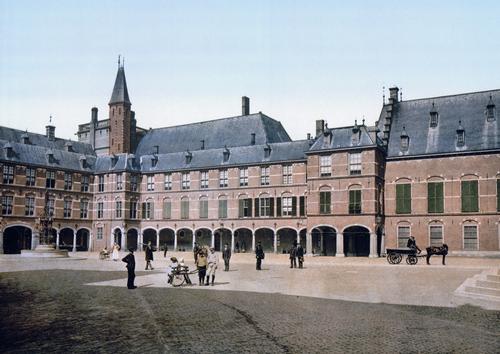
[163,243,168,258]
[289,242,298,268]
[193,242,200,262]
[407,235,421,254]
[255,241,265,270]
[296,243,304,269]
[145,241,154,270]
[122,248,137,289]
[222,243,231,271]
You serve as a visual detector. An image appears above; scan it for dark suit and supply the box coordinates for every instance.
[255,245,264,270]
[296,245,304,268]
[122,252,136,289]
[222,247,231,271]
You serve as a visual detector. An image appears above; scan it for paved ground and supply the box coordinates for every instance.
[0,253,499,353]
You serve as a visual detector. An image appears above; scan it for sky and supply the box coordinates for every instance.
[1,0,499,141]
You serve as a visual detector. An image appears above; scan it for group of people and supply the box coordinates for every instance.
[288,241,305,269]
[193,243,219,286]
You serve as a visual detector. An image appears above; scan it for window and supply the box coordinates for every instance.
[461,180,478,212]
[80,199,88,219]
[282,165,292,184]
[239,168,248,186]
[219,169,228,188]
[260,166,270,186]
[349,153,362,175]
[63,198,72,218]
[199,197,208,218]
[200,171,209,189]
[429,225,443,247]
[164,174,172,190]
[319,191,331,214]
[143,200,154,219]
[162,199,171,219]
[238,198,252,217]
[397,226,410,248]
[320,155,331,177]
[26,168,36,186]
[47,196,55,216]
[281,196,293,216]
[218,198,228,218]
[182,173,190,190]
[81,175,89,192]
[2,165,14,184]
[429,104,439,128]
[116,174,123,190]
[97,227,103,240]
[116,200,122,218]
[299,196,306,217]
[147,175,155,191]
[98,175,104,192]
[349,189,361,214]
[463,225,478,250]
[497,179,500,212]
[130,174,138,192]
[259,197,271,217]
[2,195,13,215]
[428,182,444,213]
[46,170,56,189]
[97,202,103,218]
[396,183,411,214]
[64,173,72,190]
[181,198,189,219]
[25,196,35,216]
[130,200,138,219]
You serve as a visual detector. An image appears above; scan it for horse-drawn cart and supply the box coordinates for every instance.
[386,248,422,265]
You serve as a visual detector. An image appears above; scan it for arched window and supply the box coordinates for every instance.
[199,196,208,219]
[319,186,331,214]
[181,196,189,219]
[218,195,228,219]
[348,185,362,215]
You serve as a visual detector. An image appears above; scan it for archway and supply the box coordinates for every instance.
[126,229,138,251]
[59,228,74,250]
[299,229,307,250]
[343,226,370,257]
[177,228,193,251]
[195,228,212,249]
[311,226,336,256]
[255,228,274,253]
[214,228,231,251]
[159,228,175,251]
[3,226,32,254]
[76,229,89,251]
[142,229,157,250]
[277,228,298,254]
[234,228,252,253]
[113,228,122,247]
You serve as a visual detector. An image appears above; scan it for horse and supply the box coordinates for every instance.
[426,244,448,265]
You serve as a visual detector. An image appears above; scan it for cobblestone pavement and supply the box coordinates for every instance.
[1,269,499,354]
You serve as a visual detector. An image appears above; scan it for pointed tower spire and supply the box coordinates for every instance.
[109,61,131,105]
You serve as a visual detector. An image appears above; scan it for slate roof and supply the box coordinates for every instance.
[379,89,500,158]
[109,66,130,105]
[134,112,292,156]
[308,124,378,152]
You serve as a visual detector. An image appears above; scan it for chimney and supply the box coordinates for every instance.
[251,133,256,145]
[153,145,159,155]
[315,120,325,137]
[46,125,55,141]
[91,107,98,123]
[389,87,399,103]
[307,133,311,140]
[242,96,250,116]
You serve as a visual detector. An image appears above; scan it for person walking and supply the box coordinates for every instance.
[222,243,231,271]
[112,242,120,261]
[289,242,297,268]
[255,241,265,270]
[193,242,200,262]
[207,247,219,285]
[195,249,208,286]
[122,248,137,289]
[163,243,168,258]
[296,243,304,269]
[145,241,154,270]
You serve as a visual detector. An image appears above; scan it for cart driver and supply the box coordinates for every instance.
[407,235,421,254]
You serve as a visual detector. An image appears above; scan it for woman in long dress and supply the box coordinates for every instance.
[112,243,120,261]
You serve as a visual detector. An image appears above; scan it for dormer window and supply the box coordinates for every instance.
[264,143,271,158]
[21,132,30,144]
[45,149,55,164]
[486,95,496,122]
[65,141,73,152]
[223,146,230,162]
[185,150,192,164]
[111,154,118,168]
[456,120,465,147]
[151,155,158,168]
[79,155,87,169]
[429,102,439,128]
[3,143,14,158]
[400,126,409,152]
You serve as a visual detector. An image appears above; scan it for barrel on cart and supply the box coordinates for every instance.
[386,248,420,265]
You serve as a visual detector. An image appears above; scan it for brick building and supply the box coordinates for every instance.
[1,64,499,256]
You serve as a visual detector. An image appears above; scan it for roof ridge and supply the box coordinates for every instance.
[396,88,500,104]
[148,112,263,132]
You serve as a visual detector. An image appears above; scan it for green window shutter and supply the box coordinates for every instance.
[396,184,411,214]
[299,196,305,216]
[497,179,500,212]
[248,198,253,217]
[436,182,443,213]
[276,197,281,217]
[142,202,146,219]
[325,192,331,214]
[238,199,244,218]
[462,181,478,212]
[269,198,274,217]
[461,181,467,212]
[254,198,260,217]
[292,197,297,216]
[428,183,435,213]
[471,181,478,212]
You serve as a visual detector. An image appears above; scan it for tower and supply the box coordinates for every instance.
[109,57,132,154]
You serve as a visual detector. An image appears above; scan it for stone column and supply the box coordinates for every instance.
[211,231,215,248]
[89,232,93,252]
[380,232,386,256]
[231,231,235,252]
[32,231,39,249]
[273,230,277,254]
[138,231,143,250]
[336,232,344,257]
[72,230,77,252]
[56,231,60,250]
[251,230,255,251]
[174,230,178,251]
[156,230,160,251]
[320,230,324,255]
[110,232,114,248]
[369,232,378,258]
[0,230,3,254]
[306,231,312,255]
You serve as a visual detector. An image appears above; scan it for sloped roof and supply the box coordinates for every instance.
[109,66,130,105]
[381,90,500,158]
[308,125,377,152]
[95,153,140,172]
[135,112,291,156]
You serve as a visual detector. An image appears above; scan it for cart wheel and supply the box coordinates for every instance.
[171,274,185,287]
[387,253,401,264]
[406,255,418,265]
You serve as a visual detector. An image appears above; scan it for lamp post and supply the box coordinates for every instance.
[37,191,54,246]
